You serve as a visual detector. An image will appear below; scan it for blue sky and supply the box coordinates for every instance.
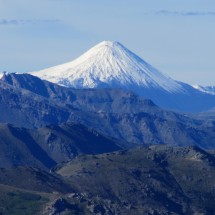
[0,0,215,85]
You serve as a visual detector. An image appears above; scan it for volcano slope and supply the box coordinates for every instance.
[29,41,215,113]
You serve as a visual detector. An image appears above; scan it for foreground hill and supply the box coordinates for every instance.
[54,145,215,214]
[0,146,215,214]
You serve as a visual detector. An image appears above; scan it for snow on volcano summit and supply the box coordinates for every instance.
[192,85,215,95]
[29,41,184,93]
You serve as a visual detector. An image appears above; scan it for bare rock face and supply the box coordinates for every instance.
[54,145,215,215]
[0,146,215,214]
[47,198,78,215]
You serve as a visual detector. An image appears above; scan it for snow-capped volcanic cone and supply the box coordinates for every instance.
[29,41,215,112]
[29,41,184,92]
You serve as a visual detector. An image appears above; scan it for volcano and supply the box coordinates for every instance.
[29,41,215,112]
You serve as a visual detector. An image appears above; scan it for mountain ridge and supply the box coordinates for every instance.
[1,73,215,149]
[1,145,215,214]
[0,122,122,169]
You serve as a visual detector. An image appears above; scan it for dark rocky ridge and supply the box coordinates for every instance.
[0,73,215,149]
[0,123,122,169]
[54,145,215,214]
[0,146,214,214]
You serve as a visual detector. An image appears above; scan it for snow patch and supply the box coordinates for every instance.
[193,85,215,95]
[0,71,7,80]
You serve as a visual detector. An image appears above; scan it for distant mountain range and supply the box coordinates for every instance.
[0,73,215,151]
[28,41,215,113]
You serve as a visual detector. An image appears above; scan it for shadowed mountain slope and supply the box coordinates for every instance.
[1,73,215,148]
[0,146,215,214]
[0,123,121,169]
